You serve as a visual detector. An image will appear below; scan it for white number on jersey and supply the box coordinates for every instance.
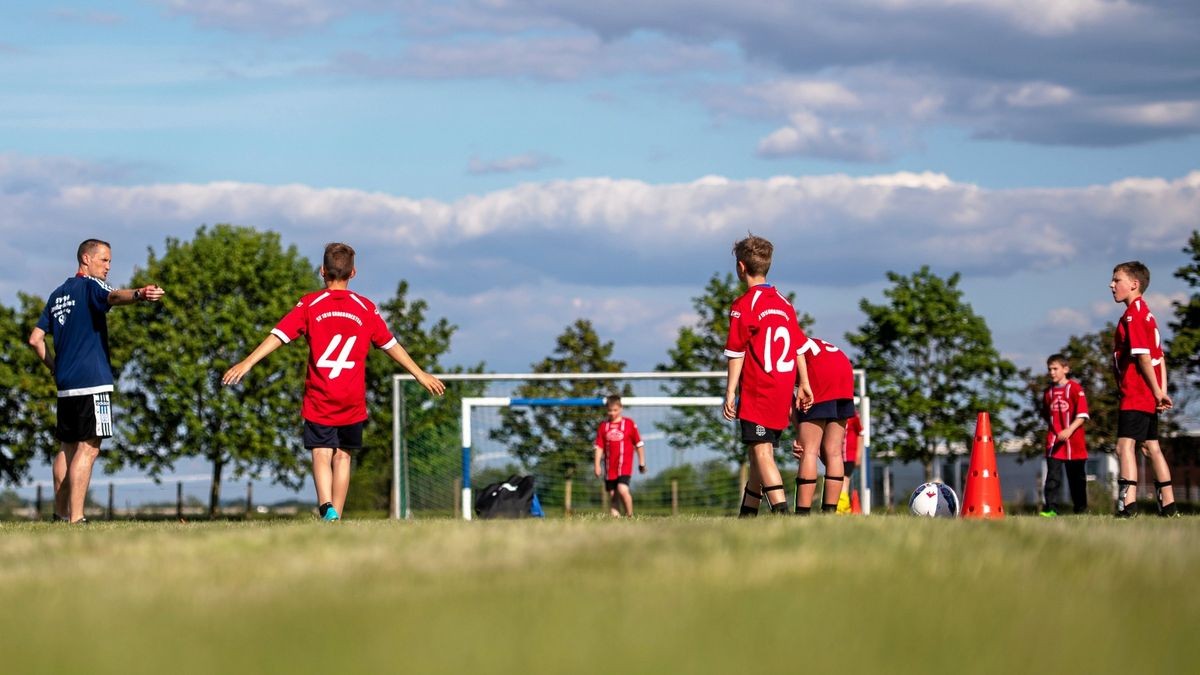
[317,334,358,379]
[798,337,839,357]
[762,326,795,374]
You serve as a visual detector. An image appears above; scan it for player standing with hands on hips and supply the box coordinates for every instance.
[27,239,165,523]
[723,235,813,516]
[222,243,444,521]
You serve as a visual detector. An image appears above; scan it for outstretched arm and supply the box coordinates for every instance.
[108,284,165,306]
[27,327,54,374]
[222,335,284,385]
[384,343,446,396]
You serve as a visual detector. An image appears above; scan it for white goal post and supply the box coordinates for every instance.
[392,370,871,519]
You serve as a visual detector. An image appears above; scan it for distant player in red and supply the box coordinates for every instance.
[791,337,854,514]
[837,412,863,514]
[592,395,646,517]
[723,235,813,516]
[222,243,445,521]
[1110,261,1175,517]
[1040,354,1090,516]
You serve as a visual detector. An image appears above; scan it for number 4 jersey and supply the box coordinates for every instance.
[723,284,807,431]
[272,289,398,426]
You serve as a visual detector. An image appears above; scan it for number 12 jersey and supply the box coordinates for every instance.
[723,284,807,431]
[272,289,397,426]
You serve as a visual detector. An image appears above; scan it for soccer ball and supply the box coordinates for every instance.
[908,482,959,517]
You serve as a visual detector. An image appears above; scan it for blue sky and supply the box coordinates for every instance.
[3,1,1199,500]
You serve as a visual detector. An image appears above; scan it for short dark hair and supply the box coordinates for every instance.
[76,239,110,265]
[605,394,622,407]
[1046,354,1069,368]
[323,243,355,281]
[732,235,773,277]
[1114,261,1150,292]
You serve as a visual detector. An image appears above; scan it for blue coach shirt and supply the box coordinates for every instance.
[36,274,115,397]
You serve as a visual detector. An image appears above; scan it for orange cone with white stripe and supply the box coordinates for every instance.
[961,412,1004,519]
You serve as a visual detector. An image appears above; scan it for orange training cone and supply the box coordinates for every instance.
[850,489,862,514]
[961,411,1005,519]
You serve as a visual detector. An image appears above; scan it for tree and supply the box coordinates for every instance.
[845,267,1019,479]
[490,319,626,482]
[345,280,484,513]
[656,272,813,465]
[0,293,57,485]
[1012,325,1120,457]
[1169,231,1200,393]
[108,225,316,516]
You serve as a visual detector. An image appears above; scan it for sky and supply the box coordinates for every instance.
[3,1,1199,501]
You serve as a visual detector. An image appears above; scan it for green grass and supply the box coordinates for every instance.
[0,516,1196,674]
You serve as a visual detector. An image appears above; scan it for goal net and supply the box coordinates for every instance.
[391,372,871,519]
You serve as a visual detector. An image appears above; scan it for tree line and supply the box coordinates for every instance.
[1,225,1197,511]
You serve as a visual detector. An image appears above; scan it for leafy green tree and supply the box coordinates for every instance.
[1169,231,1200,393]
[1012,325,1120,457]
[656,272,813,465]
[0,293,57,485]
[845,267,1019,479]
[490,319,626,482]
[109,225,316,516]
[345,280,484,514]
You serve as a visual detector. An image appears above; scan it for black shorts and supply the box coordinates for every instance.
[795,398,855,423]
[844,461,857,477]
[605,475,631,491]
[739,419,783,447]
[1117,410,1158,442]
[56,392,113,443]
[303,420,365,450]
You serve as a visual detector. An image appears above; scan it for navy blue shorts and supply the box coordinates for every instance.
[605,475,631,491]
[739,419,783,446]
[303,420,365,450]
[1117,410,1158,442]
[795,398,855,423]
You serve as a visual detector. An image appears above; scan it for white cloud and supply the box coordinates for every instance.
[467,153,560,175]
[756,111,887,161]
[162,0,348,34]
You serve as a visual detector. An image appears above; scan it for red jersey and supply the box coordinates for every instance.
[1112,297,1164,413]
[798,337,854,404]
[724,284,806,430]
[272,289,397,426]
[1042,380,1089,460]
[595,417,643,480]
[844,414,862,463]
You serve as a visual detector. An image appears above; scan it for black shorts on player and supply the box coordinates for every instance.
[794,398,855,423]
[605,475,632,491]
[1117,410,1158,442]
[844,460,857,477]
[56,392,113,443]
[303,420,365,450]
[739,419,782,446]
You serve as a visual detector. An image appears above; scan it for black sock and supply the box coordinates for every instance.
[821,503,838,513]
[319,502,333,517]
[795,506,811,515]
[1160,502,1178,517]
[770,501,790,514]
[739,504,759,518]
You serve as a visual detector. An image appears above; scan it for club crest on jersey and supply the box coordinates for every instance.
[755,425,765,437]
[730,310,741,318]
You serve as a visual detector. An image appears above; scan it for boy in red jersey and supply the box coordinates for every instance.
[1109,261,1175,517]
[723,235,813,516]
[837,412,863,513]
[222,243,445,521]
[1040,354,1090,516]
[593,394,646,517]
[791,337,854,514]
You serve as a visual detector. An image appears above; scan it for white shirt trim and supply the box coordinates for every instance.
[1076,413,1090,419]
[58,384,114,397]
[270,328,292,344]
[1129,348,1150,355]
[349,293,368,311]
[309,291,331,307]
[379,337,398,350]
[724,349,745,358]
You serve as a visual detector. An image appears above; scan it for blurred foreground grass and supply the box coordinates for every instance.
[0,516,1195,674]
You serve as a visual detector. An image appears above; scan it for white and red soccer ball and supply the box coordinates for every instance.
[908,482,959,517]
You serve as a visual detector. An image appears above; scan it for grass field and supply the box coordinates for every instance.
[1,516,1196,674]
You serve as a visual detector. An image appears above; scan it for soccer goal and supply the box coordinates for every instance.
[391,371,871,519]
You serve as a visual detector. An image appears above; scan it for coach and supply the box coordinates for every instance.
[27,239,164,523]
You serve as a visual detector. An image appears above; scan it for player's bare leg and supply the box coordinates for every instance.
[1115,437,1139,516]
[310,447,339,520]
[330,448,352,517]
[608,489,621,517]
[739,461,763,517]
[820,421,847,513]
[750,441,788,514]
[616,483,634,517]
[52,446,68,520]
[795,420,826,513]
[66,438,100,523]
[1141,440,1177,515]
